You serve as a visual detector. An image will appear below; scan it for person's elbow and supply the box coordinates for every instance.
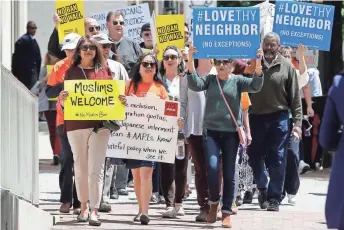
[249,75,264,93]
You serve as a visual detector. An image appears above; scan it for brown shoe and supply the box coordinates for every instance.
[59,203,72,213]
[207,203,218,223]
[222,214,232,228]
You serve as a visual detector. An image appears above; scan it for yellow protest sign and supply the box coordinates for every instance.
[64,80,125,120]
[155,15,185,60]
[55,0,85,43]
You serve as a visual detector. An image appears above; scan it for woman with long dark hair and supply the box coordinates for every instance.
[59,36,126,226]
[125,52,183,225]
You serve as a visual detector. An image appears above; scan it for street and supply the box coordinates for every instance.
[38,122,329,230]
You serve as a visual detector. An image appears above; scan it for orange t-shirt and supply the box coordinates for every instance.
[125,80,168,99]
[241,92,252,111]
[47,58,71,127]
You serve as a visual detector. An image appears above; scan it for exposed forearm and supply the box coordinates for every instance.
[302,83,312,108]
[243,109,250,133]
[298,54,307,75]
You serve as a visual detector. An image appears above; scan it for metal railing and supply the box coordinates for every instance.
[1,64,39,206]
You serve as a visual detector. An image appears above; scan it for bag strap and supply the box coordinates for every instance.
[215,76,240,130]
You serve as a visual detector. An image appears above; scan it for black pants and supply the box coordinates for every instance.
[58,125,80,208]
[160,144,190,207]
[152,163,162,194]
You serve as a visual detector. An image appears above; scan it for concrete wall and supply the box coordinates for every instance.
[27,1,130,60]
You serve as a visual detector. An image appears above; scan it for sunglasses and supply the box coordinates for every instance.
[141,62,156,68]
[163,55,178,61]
[102,44,112,49]
[214,59,234,66]
[88,26,100,33]
[80,44,97,51]
[113,21,124,26]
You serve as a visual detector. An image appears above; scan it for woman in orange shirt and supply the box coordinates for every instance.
[125,52,183,225]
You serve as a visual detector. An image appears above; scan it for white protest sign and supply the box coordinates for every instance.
[150,10,156,48]
[184,0,217,43]
[254,0,275,41]
[90,3,150,43]
[106,96,179,164]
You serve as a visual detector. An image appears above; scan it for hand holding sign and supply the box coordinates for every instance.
[188,43,198,60]
[180,49,188,61]
[298,44,308,56]
[53,13,61,28]
[118,95,127,105]
[59,90,69,107]
[255,48,263,76]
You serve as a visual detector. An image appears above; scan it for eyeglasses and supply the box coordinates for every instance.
[113,21,124,26]
[143,32,151,37]
[214,59,233,66]
[141,62,156,68]
[80,44,97,51]
[102,44,112,49]
[88,26,100,33]
[163,55,178,61]
[263,42,277,48]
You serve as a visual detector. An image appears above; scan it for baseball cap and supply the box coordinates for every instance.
[61,33,81,51]
[92,33,113,44]
[140,23,151,34]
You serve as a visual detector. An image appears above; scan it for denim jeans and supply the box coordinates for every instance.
[203,129,239,214]
[283,121,300,197]
[247,111,290,202]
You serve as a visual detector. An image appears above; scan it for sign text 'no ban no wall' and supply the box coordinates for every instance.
[193,7,260,59]
[273,1,334,51]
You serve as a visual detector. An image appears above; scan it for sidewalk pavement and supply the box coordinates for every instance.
[39,122,329,230]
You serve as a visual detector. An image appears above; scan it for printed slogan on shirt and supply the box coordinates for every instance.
[56,0,85,43]
[106,96,179,164]
[193,7,260,59]
[155,15,185,60]
[64,80,125,120]
[273,1,334,51]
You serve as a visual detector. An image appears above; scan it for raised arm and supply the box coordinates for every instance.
[186,43,210,91]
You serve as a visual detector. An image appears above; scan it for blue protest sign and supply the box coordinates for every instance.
[192,7,260,59]
[273,1,334,51]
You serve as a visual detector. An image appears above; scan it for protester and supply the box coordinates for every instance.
[124,52,184,225]
[48,14,101,60]
[35,53,61,165]
[46,32,82,214]
[319,75,344,230]
[187,42,263,227]
[158,46,188,218]
[58,36,126,226]
[280,44,311,205]
[139,23,153,52]
[248,32,302,212]
[106,11,143,78]
[180,59,214,221]
[92,33,129,212]
[12,21,42,89]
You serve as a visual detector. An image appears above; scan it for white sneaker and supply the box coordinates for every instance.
[299,160,310,174]
[175,204,185,216]
[287,194,296,205]
[162,207,177,218]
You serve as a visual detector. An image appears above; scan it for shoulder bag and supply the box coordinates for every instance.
[79,66,123,132]
[215,76,247,145]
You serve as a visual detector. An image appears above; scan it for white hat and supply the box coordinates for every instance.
[61,33,81,51]
[92,33,113,45]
